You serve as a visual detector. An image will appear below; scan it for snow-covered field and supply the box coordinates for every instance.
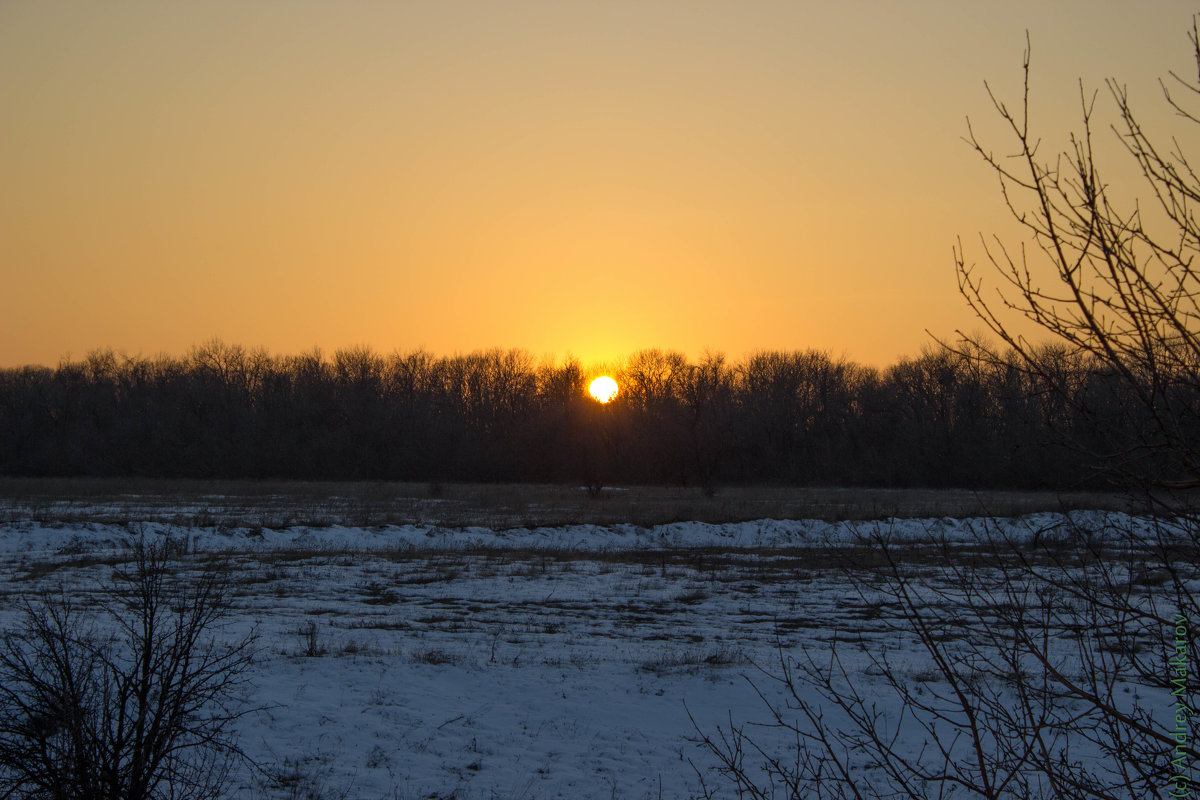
[0,510,1179,798]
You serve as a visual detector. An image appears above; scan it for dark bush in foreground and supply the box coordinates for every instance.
[0,542,257,800]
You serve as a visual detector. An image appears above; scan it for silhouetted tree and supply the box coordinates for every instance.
[0,540,257,800]
[0,342,1168,488]
[695,22,1200,799]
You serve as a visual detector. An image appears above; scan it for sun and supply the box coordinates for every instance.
[588,376,618,403]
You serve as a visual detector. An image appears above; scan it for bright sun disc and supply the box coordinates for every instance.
[589,376,618,403]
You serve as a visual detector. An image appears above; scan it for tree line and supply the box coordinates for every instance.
[0,339,1174,489]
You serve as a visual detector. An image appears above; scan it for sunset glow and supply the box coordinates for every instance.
[0,3,1193,367]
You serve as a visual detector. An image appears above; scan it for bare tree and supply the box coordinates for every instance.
[954,24,1200,497]
[693,521,1200,799]
[0,541,258,800]
[694,21,1200,800]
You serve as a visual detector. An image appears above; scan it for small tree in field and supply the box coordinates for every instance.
[0,541,257,800]
[694,21,1200,800]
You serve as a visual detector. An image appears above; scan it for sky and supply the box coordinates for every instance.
[2,1,1196,368]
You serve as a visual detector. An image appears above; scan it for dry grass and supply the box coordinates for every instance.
[0,477,1135,528]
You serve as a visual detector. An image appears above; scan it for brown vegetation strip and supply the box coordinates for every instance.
[0,478,1135,528]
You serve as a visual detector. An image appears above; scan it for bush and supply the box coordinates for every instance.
[0,541,258,800]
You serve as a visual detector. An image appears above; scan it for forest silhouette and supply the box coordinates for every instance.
[0,339,1175,490]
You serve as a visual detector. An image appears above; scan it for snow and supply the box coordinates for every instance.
[0,509,1181,798]
[0,509,1162,558]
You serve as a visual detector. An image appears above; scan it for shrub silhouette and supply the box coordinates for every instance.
[0,541,258,800]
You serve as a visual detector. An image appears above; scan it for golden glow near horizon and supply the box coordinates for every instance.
[1,2,1195,368]
[589,376,619,404]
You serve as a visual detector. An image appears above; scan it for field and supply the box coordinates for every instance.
[0,478,1135,528]
[0,482,1170,799]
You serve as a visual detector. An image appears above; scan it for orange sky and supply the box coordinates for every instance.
[2,1,1195,367]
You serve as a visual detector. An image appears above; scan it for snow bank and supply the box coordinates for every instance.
[0,510,1172,558]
